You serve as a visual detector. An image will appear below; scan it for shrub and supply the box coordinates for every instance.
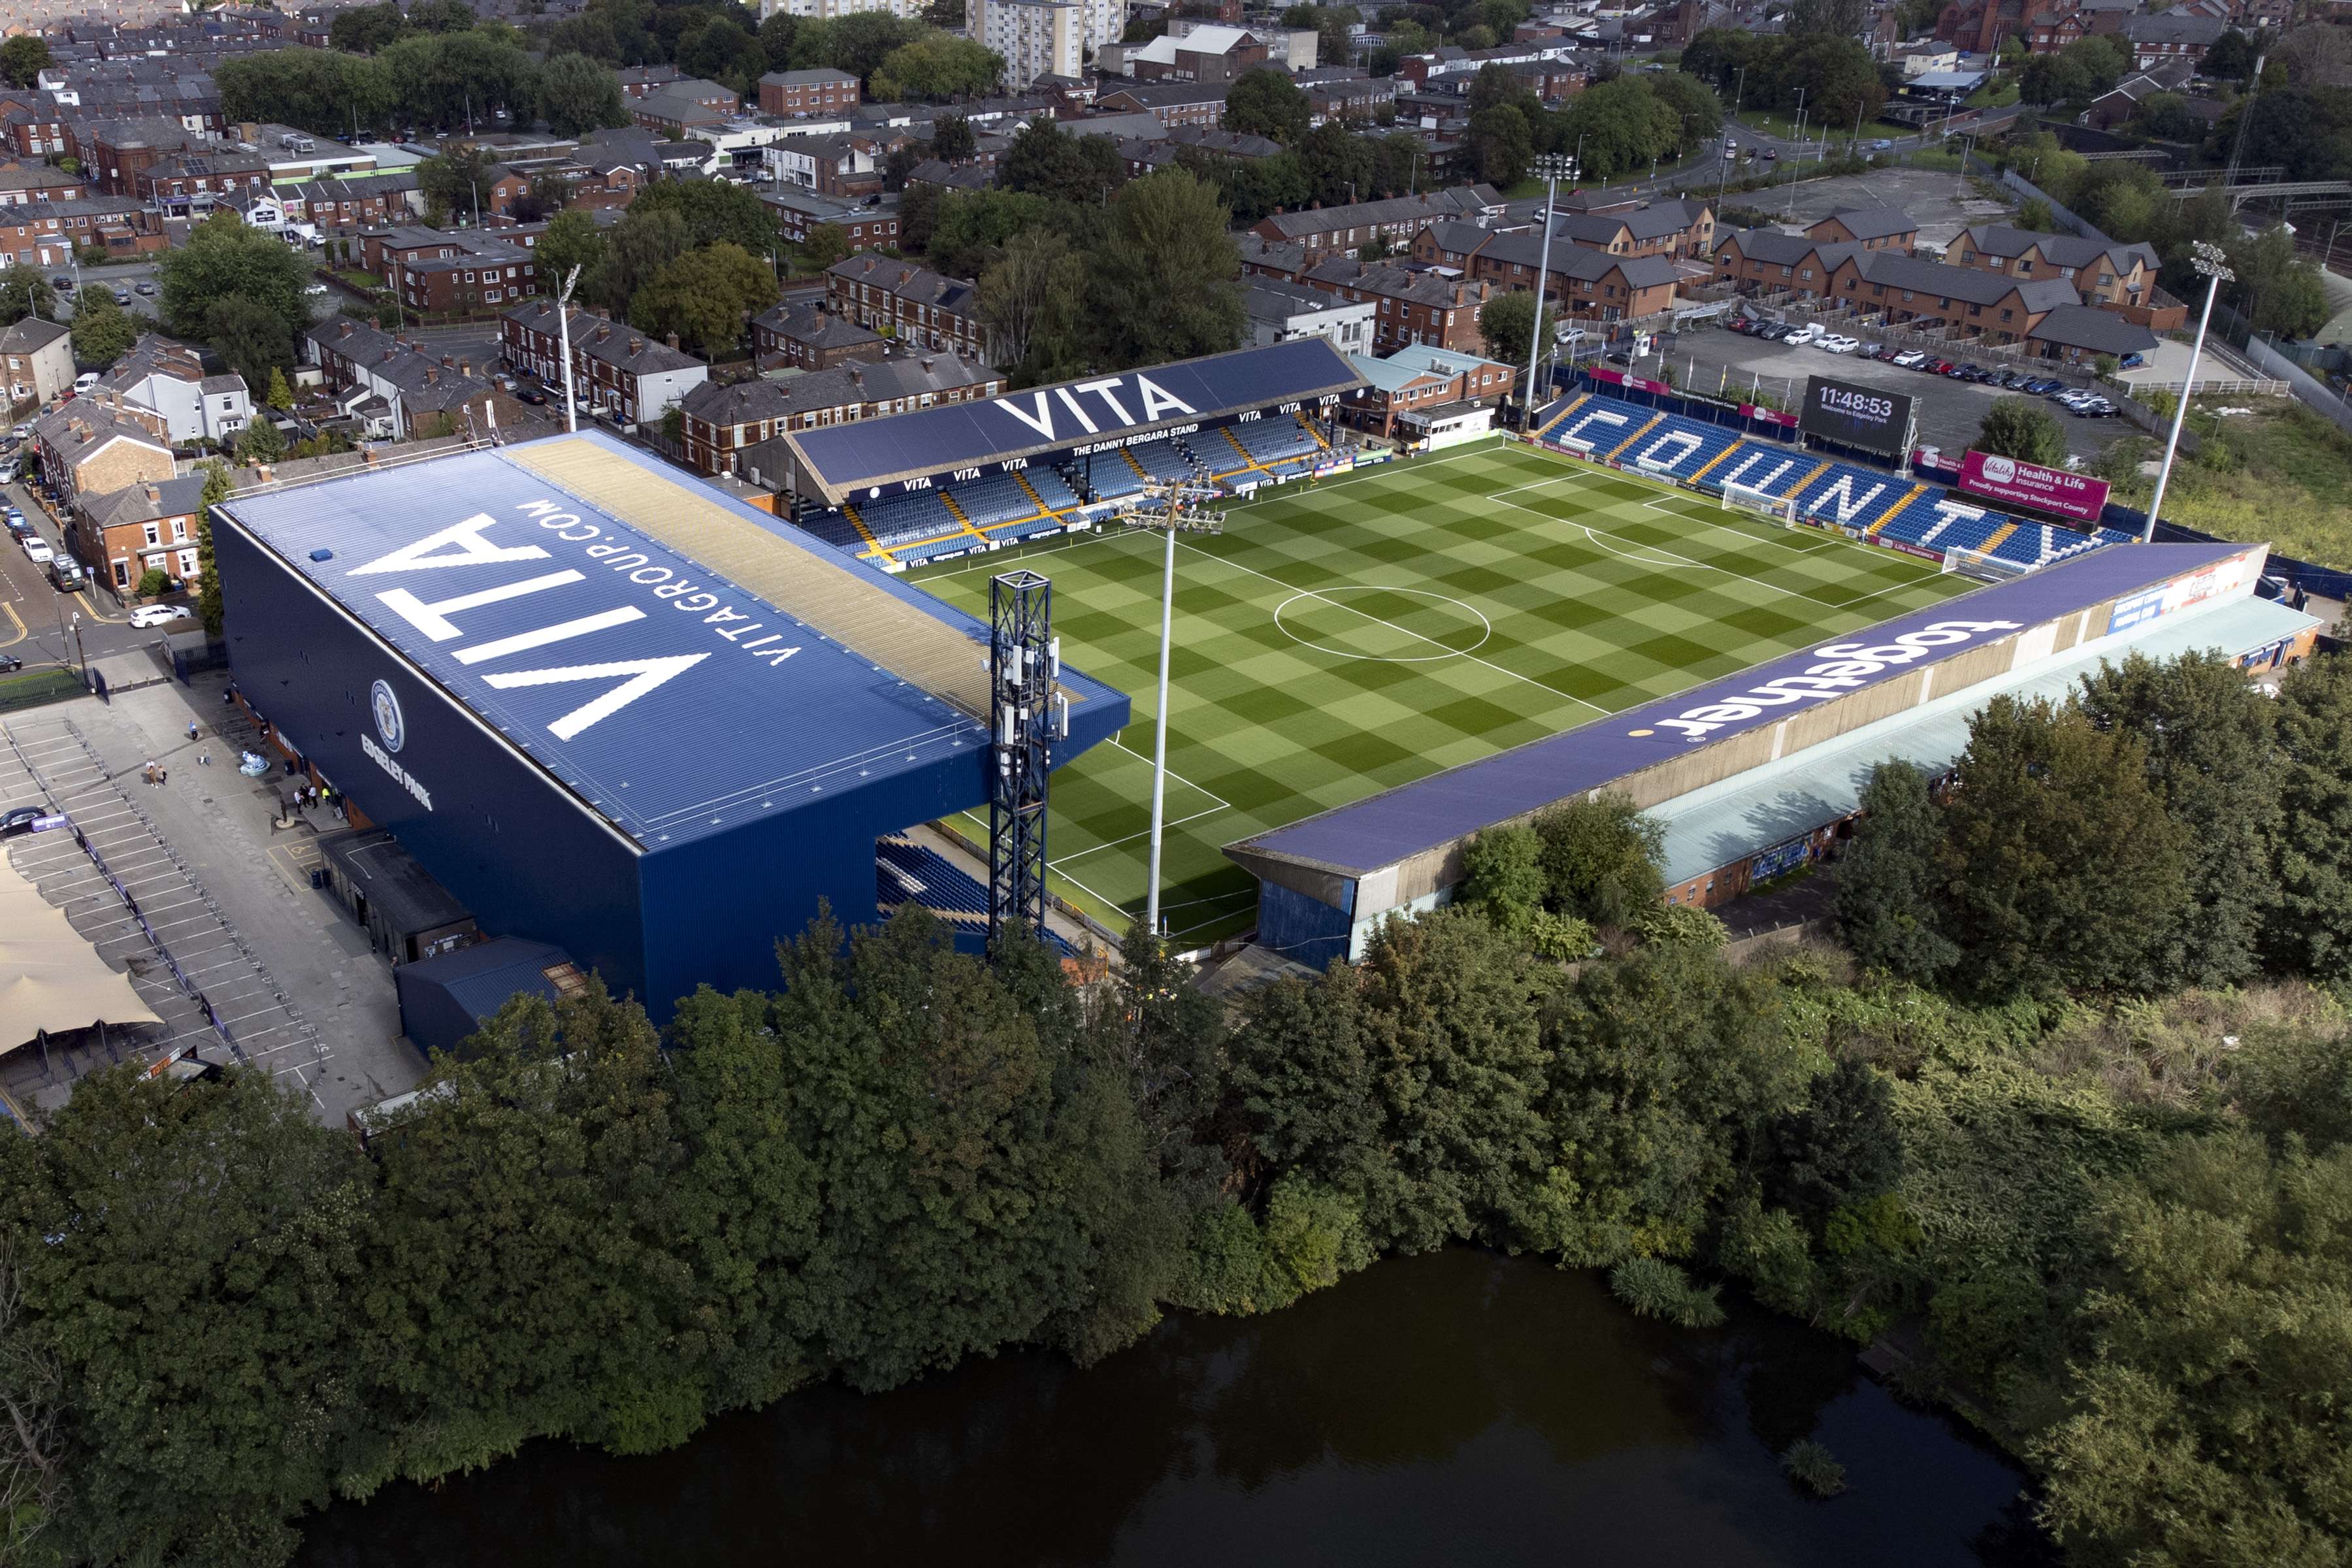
[1718,1198,1816,1316]
[1609,1256,1727,1329]
[1781,1439,1848,1496]
[1166,1202,1275,1315]
[133,567,171,598]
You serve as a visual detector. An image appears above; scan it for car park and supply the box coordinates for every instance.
[129,604,191,629]
[21,536,52,564]
[1891,350,1927,368]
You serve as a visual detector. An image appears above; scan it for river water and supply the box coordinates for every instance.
[299,1249,2050,1568]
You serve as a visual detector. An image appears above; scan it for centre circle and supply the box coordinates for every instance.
[1273,587,1493,663]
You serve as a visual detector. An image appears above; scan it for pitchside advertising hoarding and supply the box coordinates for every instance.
[1797,376,1914,457]
[1957,451,2112,524]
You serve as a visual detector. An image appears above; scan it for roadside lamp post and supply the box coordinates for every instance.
[2144,240,2234,546]
[1522,152,1577,427]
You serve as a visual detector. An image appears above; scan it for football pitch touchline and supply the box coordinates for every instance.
[1175,540,1614,718]
[1049,738,1235,868]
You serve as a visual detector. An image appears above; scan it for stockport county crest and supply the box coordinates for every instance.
[370,679,406,754]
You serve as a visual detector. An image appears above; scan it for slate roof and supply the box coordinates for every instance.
[2027,303,2159,353]
[1816,206,1917,241]
[679,353,996,425]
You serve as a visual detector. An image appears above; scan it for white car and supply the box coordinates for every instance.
[129,604,191,629]
[1782,324,1822,346]
[21,536,52,564]
[1818,334,1861,353]
[72,371,99,393]
[1891,350,1928,368]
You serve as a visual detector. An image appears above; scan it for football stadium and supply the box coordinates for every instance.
[208,338,2322,1003]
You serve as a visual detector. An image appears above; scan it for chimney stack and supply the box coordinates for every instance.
[665,331,679,351]
[458,359,471,378]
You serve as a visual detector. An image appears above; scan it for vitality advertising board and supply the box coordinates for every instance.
[1957,450,2111,524]
[1797,376,1914,456]
[2105,545,2266,636]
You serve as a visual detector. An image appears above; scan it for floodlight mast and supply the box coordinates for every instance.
[555,265,582,436]
[2143,240,2234,546]
[1522,152,1576,429]
[1125,477,1226,939]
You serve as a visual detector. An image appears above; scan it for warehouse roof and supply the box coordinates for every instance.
[217,432,1122,853]
[781,338,1367,503]
[1229,542,2257,881]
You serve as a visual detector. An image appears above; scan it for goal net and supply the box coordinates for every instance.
[1722,482,1799,527]
[1941,546,2033,582]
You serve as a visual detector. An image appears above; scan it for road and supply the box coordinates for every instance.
[0,475,160,675]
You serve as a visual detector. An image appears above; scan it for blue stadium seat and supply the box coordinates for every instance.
[1789,463,1908,530]
[1025,468,1081,511]
[1127,438,1196,483]
[792,508,865,550]
[950,474,1043,528]
[1704,440,1816,498]
[1075,459,1147,502]
[855,491,963,547]
[1613,412,1744,483]
[1226,418,1321,465]
[1548,393,1658,454]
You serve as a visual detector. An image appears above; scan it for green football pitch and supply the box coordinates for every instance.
[908,438,1974,945]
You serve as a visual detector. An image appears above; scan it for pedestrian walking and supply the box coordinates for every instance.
[187,720,199,742]
[143,759,157,787]
[200,752,210,766]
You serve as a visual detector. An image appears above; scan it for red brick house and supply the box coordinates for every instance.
[759,69,860,118]
[1296,257,1493,354]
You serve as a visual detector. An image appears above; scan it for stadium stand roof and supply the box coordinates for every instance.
[779,339,1368,505]
[1229,541,2255,881]
[217,432,1120,854]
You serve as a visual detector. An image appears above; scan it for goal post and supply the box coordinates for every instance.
[1721,482,1800,528]
[1940,546,2033,581]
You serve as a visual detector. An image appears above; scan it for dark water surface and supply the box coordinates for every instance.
[299,1249,2050,1568]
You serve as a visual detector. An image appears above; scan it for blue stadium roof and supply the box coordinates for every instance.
[1230,542,2259,879]
[782,338,1368,503]
[220,433,1125,852]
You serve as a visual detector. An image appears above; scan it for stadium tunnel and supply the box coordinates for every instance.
[1226,542,2321,968]
[211,431,1130,1021]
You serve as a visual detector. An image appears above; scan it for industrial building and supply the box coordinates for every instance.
[1229,541,2320,966]
[212,433,1128,1017]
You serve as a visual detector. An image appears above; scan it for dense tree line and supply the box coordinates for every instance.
[1682,29,1887,141]
[12,647,2352,1568]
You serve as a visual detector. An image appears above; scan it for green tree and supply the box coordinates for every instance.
[629,240,777,358]
[1971,395,2069,466]
[1784,0,1866,36]
[1937,695,2190,996]
[1761,1059,1903,1228]
[2076,651,2282,989]
[207,295,297,406]
[598,206,691,314]
[1533,939,1800,1265]
[1468,102,1533,186]
[1833,760,1959,982]
[2034,1132,2352,1564]
[68,287,137,367]
[1001,117,1124,205]
[2270,653,2352,979]
[627,176,781,255]
[1,34,55,88]
[1296,120,1375,206]
[799,222,854,274]
[1090,169,1244,371]
[1475,288,1555,370]
[355,981,698,1485]
[872,35,1002,101]
[0,268,57,325]
[265,365,295,412]
[536,50,631,136]
[417,142,502,225]
[1112,923,1228,1200]
[536,207,611,298]
[1228,971,1380,1195]
[13,1066,374,1567]
[676,18,766,93]
[1533,792,1665,931]
[215,49,400,137]
[196,459,232,634]
[2203,26,2258,83]
[931,112,977,161]
[235,416,287,464]
[977,227,1088,384]
[381,29,540,134]
[157,212,312,342]
[1223,67,1312,144]
[331,0,408,52]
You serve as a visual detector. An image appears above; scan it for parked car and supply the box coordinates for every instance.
[51,274,72,293]
[129,603,191,629]
[1925,358,1955,375]
[1891,350,1927,368]
[2021,377,2065,395]
[1818,334,1861,353]
[1944,363,1982,380]
[514,386,548,405]
[2117,351,2146,370]
[1869,139,1894,151]
[47,557,82,591]
[112,288,130,305]
[1604,348,1634,365]
[0,804,48,838]
[135,280,156,296]
[73,371,99,393]
[1859,343,1887,359]
[21,535,52,564]
[1782,324,1822,346]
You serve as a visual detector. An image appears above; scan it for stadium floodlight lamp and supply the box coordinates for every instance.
[1521,154,1578,431]
[2142,240,2235,545]
[1126,480,1226,938]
